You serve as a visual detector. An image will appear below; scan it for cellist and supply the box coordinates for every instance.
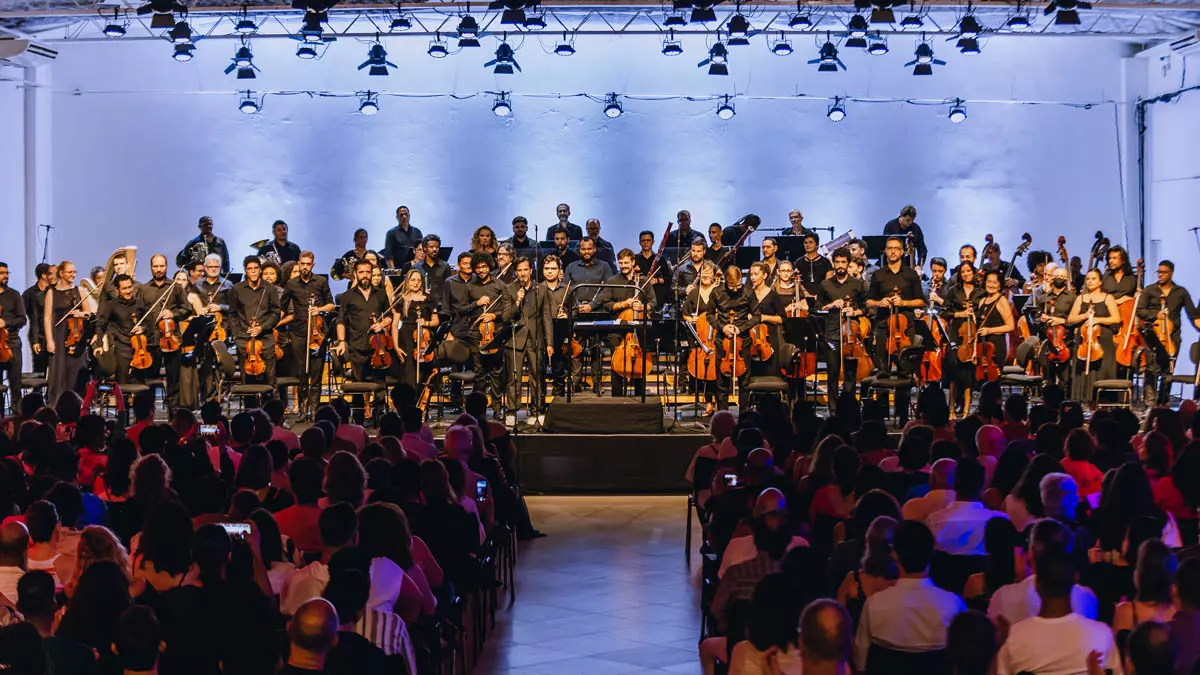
[817,247,867,410]
[942,262,986,417]
[683,261,720,416]
[710,265,755,411]
[1136,260,1199,406]
[601,249,656,398]
[866,236,925,426]
[1102,246,1137,307]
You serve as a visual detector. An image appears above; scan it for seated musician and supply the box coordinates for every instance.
[391,269,436,390]
[711,265,756,411]
[817,247,867,410]
[683,261,720,416]
[1137,260,1199,406]
[941,262,986,415]
[866,236,926,426]
[467,253,509,420]
[601,249,656,398]
[333,260,393,415]
[1066,269,1121,401]
[94,274,149,386]
[1036,266,1076,389]
[228,256,281,386]
[976,270,1016,376]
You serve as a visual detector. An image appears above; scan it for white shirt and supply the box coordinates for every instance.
[997,613,1123,675]
[719,534,810,578]
[854,577,966,671]
[729,641,804,675]
[280,560,330,616]
[901,489,957,523]
[987,575,1099,624]
[925,500,1008,556]
[0,566,24,605]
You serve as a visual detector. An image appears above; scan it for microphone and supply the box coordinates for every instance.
[1189,226,1200,232]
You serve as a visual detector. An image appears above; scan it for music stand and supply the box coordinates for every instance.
[1011,294,1030,315]
[437,247,454,261]
[773,236,807,263]
[783,315,823,401]
[861,235,888,262]
[734,248,761,270]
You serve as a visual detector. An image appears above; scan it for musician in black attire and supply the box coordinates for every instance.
[228,256,281,386]
[882,205,927,269]
[546,230,580,276]
[391,270,438,391]
[941,262,986,413]
[1103,246,1137,307]
[682,261,720,415]
[410,235,450,302]
[759,238,781,287]
[794,233,833,298]
[710,265,756,410]
[281,251,335,415]
[537,255,575,396]
[138,254,190,408]
[816,248,867,407]
[981,241,1025,289]
[333,259,392,386]
[602,249,657,398]
[866,236,926,425]
[329,228,371,282]
[504,216,536,251]
[672,240,709,299]
[547,203,584,241]
[467,253,509,419]
[94,275,149,386]
[177,216,229,274]
[1136,260,1199,405]
[1036,267,1077,388]
[748,262,785,370]
[633,230,669,309]
[565,238,613,286]
[503,258,544,417]
[382,205,423,268]
[22,263,53,375]
[0,262,27,413]
[665,210,702,248]
[443,252,475,343]
[256,220,302,265]
[706,223,730,268]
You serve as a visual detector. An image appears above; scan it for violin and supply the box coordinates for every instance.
[1045,325,1070,363]
[919,311,947,383]
[1116,259,1145,368]
[243,319,266,377]
[719,310,747,379]
[369,313,393,370]
[957,302,979,364]
[885,291,911,357]
[749,323,774,362]
[785,281,808,318]
[686,312,719,382]
[157,314,181,353]
[975,339,1000,382]
[611,274,653,380]
[130,315,154,372]
[65,315,87,357]
[1154,287,1177,357]
[1077,310,1105,363]
[273,329,284,360]
[308,298,328,355]
[783,293,819,380]
[555,282,583,358]
[0,327,10,364]
[211,312,228,343]
[413,319,435,364]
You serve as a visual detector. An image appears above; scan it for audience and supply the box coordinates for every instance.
[926,457,1007,557]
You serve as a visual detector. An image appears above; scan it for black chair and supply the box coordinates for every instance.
[929,551,987,595]
[687,455,718,564]
[865,645,950,675]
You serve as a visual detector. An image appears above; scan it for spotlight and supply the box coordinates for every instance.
[699,42,729,75]
[869,7,895,24]
[1006,14,1030,30]
[296,44,318,59]
[958,14,982,38]
[867,35,888,55]
[457,14,480,38]
[390,15,412,31]
[486,41,521,74]
[827,97,846,121]
[905,39,944,74]
[235,67,255,80]
[808,38,846,72]
[233,45,253,68]
[846,36,867,49]
[1047,0,1089,26]
[662,36,683,56]
[603,93,622,118]
[847,14,869,38]
[771,37,793,55]
[359,41,397,76]
[428,34,449,58]
[238,92,260,114]
[948,99,967,123]
[716,95,735,119]
[957,37,980,54]
[665,12,687,27]
[172,42,195,61]
[554,40,575,56]
[709,42,727,64]
[523,13,546,30]
[226,42,260,78]
[300,11,328,43]
[727,14,752,45]
[915,42,933,63]
[104,21,126,37]
[690,5,717,23]
[459,37,481,48]
[900,14,923,29]
[234,18,257,35]
[492,92,512,117]
[169,20,192,44]
[788,13,813,28]
[358,91,379,115]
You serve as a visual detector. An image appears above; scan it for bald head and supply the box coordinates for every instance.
[443,425,473,462]
[0,521,29,568]
[289,598,339,655]
[930,458,957,491]
[747,448,773,470]
[800,599,852,669]
[975,425,1007,459]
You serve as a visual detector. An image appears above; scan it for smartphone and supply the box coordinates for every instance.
[723,474,739,488]
[199,424,219,437]
[220,522,251,538]
[475,478,488,502]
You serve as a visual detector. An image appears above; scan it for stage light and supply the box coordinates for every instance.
[1047,0,1089,25]
[458,14,480,38]
[103,8,127,37]
[716,95,735,119]
[554,33,575,55]
[665,12,687,27]
[233,45,253,68]
[690,5,717,23]
[708,42,727,64]
[359,41,396,76]
[846,36,867,49]
[486,41,521,74]
[358,91,379,115]
[827,97,846,121]
[459,37,481,48]
[603,93,623,118]
[300,11,328,43]
[523,13,546,30]
[915,41,933,63]
[847,14,869,38]
[225,41,260,78]
[296,44,318,59]
[492,92,512,117]
[906,39,945,75]
[390,15,412,31]
[958,14,982,38]
[238,92,260,114]
[957,37,980,54]
[662,32,683,56]
[234,8,257,36]
[789,13,813,28]
[428,34,449,58]
[900,14,923,29]
[1006,14,1030,30]
[169,20,192,44]
[868,36,888,55]
[172,42,195,61]
[772,36,793,55]
[808,38,846,72]
[727,14,752,45]
[948,99,967,123]
[870,7,895,24]
[699,42,728,75]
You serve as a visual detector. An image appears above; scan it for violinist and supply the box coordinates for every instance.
[976,270,1016,371]
[138,254,190,408]
[683,261,720,416]
[1036,267,1077,388]
[334,259,393,386]
[817,248,868,405]
[1103,246,1137,306]
[672,240,709,299]
[467,253,509,420]
[748,262,785,363]
[759,238,781,287]
[866,236,925,426]
[45,260,89,405]
[391,269,438,389]
[634,230,668,308]
[705,223,729,268]
[773,261,798,303]
[602,250,657,398]
[229,256,281,385]
[1136,260,1199,406]
[942,262,986,415]
[1067,269,1121,401]
[329,228,370,282]
[0,262,27,413]
[282,251,335,414]
[794,233,833,298]
[94,275,149,385]
[195,254,232,324]
[925,257,948,306]
[444,251,476,343]
[503,258,543,420]
[710,265,756,411]
[536,254,576,396]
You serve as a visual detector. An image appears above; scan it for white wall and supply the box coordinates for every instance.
[43,33,1133,273]
[0,68,26,283]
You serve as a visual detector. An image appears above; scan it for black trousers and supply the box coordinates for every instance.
[0,344,22,415]
[291,334,327,410]
[715,333,751,409]
[112,346,149,386]
[506,342,544,412]
[151,348,182,409]
[471,335,505,413]
[1143,331,1180,406]
[872,322,914,424]
[31,344,49,376]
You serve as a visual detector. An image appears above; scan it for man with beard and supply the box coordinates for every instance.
[468,254,510,420]
[602,249,657,398]
[257,219,301,265]
[177,215,229,274]
[547,203,583,241]
[502,257,543,424]
[282,251,336,418]
[1035,266,1076,390]
[95,274,149,386]
[0,262,27,414]
[794,232,833,298]
[383,205,423,269]
[565,237,612,286]
[138,254,190,408]
[711,265,756,410]
[333,259,392,415]
[817,247,868,409]
[866,236,926,426]
[229,256,281,385]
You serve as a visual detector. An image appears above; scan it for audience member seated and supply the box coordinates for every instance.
[281,503,358,616]
[728,573,803,674]
[947,610,999,675]
[264,399,301,452]
[1006,453,1065,532]
[284,598,340,674]
[1170,558,1200,675]
[798,599,854,675]
[1113,539,1178,651]
[275,458,325,555]
[720,488,808,578]
[1062,428,1106,499]
[0,521,29,603]
[963,517,1024,612]
[399,407,437,461]
[927,457,1007,558]
[322,569,390,675]
[16,570,98,675]
[901,458,957,523]
[114,605,162,675]
[990,519,1099,624]
[837,515,898,627]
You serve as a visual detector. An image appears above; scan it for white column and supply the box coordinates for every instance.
[23,63,52,286]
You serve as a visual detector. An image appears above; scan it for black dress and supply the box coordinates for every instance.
[941,283,985,394]
[684,286,718,404]
[48,286,87,405]
[394,295,435,389]
[978,295,1010,371]
[749,287,786,373]
[1072,294,1117,401]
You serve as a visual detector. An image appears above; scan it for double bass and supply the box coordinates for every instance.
[1116,259,1145,368]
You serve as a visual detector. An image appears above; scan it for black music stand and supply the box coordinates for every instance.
[734,248,761,270]
[1011,294,1030,315]
[861,235,888,262]
[783,316,823,402]
[437,247,454,261]
[773,236,807,263]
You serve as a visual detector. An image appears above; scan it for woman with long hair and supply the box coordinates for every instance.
[356,502,437,625]
[44,260,89,405]
[470,225,499,256]
[963,517,1024,611]
[56,560,130,672]
[683,260,721,415]
[837,515,899,627]
[1067,268,1121,401]
[390,269,439,390]
[65,525,132,598]
[1112,538,1177,652]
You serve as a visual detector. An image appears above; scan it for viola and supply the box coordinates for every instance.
[749,323,774,362]
[1116,259,1145,368]
[1154,287,1177,357]
[975,338,1000,382]
[308,310,327,355]
[611,283,653,380]
[130,316,154,372]
[273,329,284,360]
[369,313,393,370]
[1045,325,1070,363]
[413,322,435,364]
[957,302,979,364]
[719,310,747,379]
[243,319,266,377]
[1077,312,1105,363]
[885,294,911,357]
[64,315,87,357]
[686,312,719,382]
[0,327,10,364]
[157,314,181,353]
[212,312,228,343]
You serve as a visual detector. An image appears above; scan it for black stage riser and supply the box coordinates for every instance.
[516,433,704,493]
[542,397,666,434]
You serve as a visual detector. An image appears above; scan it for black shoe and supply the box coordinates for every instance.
[517,529,547,541]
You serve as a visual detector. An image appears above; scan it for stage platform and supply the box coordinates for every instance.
[515,431,704,494]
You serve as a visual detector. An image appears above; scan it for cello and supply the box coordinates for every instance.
[1116,259,1145,368]
[610,272,653,381]
[719,309,748,396]
[0,327,10,364]
[686,311,719,382]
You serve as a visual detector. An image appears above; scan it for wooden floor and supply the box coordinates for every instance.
[475,496,704,675]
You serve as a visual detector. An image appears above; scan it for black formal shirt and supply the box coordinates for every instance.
[383,224,424,267]
[547,222,583,241]
[706,245,730,267]
[666,227,703,249]
[710,284,758,334]
[22,283,48,346]
[942,283,987,334]
[338,285,391,351]
[565,258,614,286]
[634,252,669,306]
[504,235,535,250]
[1035,287,1076,321]
[546,247,580,272]
[194,278,232,313]
[1102,270,1137,302]
[982,260,1026,286]
[0,285,27,345]
[794,254,833,297]
[281,275,334,323]
[1137,283,1198,342]
[538,281,571,348]
[177,234,229,273]
[412,259,451,303]
[96,295,147,348]
[228,280,280,339]
[817,277,868,339]
[138,278,190,322]
[443,275,475,341]
[502,281,542,350]
[868,263,926,327]
[467,277,509,335]
[256,240,301,265]
[672,258,707,297]
[601,272,658,315]
[882,219,927,267]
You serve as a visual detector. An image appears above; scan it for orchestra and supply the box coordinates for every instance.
[5,205,1199,427]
